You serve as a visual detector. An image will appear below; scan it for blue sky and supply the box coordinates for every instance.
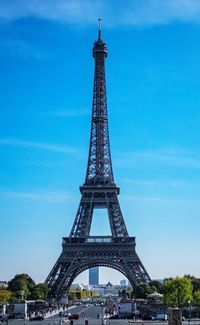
[0,0,200,285]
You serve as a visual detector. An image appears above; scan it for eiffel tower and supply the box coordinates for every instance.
[45,20,151,298]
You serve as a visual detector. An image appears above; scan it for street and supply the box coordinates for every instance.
[5,305,200,325]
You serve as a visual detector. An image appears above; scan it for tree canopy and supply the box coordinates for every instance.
[193,290,200,306]
[134,283,154,299]
[30,284,49,300]
[163,277,193,308]
[149,280,163,293]
[8,273,35,299]
[0,290,12,302]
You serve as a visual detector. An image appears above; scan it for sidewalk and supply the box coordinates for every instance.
[45,306,76,319]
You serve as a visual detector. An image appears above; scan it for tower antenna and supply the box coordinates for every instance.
[98,18,102,39]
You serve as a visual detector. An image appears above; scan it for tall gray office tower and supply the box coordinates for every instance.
[89,267,99,285]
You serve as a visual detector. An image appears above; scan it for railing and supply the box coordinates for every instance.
[62,236,135,244]
[86,236,112,243]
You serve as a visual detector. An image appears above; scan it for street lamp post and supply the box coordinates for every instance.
[188,300,191,324]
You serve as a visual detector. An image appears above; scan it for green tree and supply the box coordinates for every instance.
[184,275,200,293]
[149,280,163,293]
[193,290,200,306]
[8,274,35,299]
[135,283,154,299]
[30,284,49,300]
[0,289,12,302]
[192,279,200,293]
[163,277,193,308]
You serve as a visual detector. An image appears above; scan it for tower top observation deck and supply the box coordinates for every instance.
[93,18,107,59]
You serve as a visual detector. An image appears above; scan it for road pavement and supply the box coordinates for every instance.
[4,305,200,325]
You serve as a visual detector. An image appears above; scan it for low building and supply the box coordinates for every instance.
[120,279,127,286]
[0,281,8,288]
[104,282,119,296]
[70,283,82,290]
[68,289,99,301]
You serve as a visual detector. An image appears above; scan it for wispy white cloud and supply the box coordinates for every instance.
[43,108,90,117]
[0,39,52,60]
[122,194,200,208]
[0,189,72,202]
[117,0,200,26]
[0,137,79,154]
[0,0,200,27]
[0,0,101,24]
[114,148,200,169]
[121,178,200,198]
[122,178,184,188]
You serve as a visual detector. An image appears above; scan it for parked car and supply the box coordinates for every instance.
[68,314,79,320]
[30,316,44,321]
[142,314,154,320]
[154,313,168,321]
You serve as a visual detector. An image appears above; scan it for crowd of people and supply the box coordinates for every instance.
[28,303,67,319]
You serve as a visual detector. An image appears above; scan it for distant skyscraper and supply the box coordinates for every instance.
[89,267,99,285]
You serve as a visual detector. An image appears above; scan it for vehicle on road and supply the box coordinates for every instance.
[68,314,79,320]
[142,314,154,320]
[154,313,168,321]
[63,312,71,317]
[30,316,44,321]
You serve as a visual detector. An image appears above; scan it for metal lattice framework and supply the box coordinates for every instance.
[85,33,113,186]
[45,22,151,298]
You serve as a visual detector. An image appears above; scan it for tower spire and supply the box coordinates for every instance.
[85,18,111,186]
[98,18,102,40]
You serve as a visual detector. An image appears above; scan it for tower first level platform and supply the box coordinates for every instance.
[46,236,150,297]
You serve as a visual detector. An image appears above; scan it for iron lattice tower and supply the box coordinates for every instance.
[45,21,151,297]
